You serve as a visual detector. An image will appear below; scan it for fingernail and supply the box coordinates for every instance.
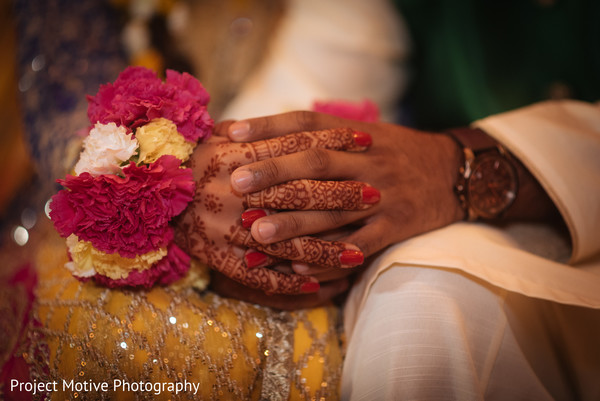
[362,185,380,204]
[241,209,267,229]
[231,168,253,191]
[300,281,320,293]
[229,121,250,141]
[245,251,268,269]
[255,221,276,241]
[293,263,310,274]
[353,131,372,147]
[339,250,364,266]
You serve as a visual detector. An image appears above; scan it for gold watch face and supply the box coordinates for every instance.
[467,153,518,219]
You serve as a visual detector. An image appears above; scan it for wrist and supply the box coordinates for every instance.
[432,131,467,224]
[444,126,562,224]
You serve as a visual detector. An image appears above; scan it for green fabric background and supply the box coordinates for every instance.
[394,0,600,129]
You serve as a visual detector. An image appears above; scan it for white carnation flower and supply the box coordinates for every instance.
[74,122,139,176]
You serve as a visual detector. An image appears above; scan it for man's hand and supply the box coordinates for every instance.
[223,111,465,278]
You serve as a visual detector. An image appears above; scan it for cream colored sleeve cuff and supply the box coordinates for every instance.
[473,100,600,264]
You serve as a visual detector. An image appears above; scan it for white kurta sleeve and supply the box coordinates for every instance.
[344,101,600,335]
[473,100,600,264]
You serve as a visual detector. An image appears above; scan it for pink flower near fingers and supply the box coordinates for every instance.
[87,66,213,142]
[51,155,194,258]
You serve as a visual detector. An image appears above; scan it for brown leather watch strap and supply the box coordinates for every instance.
[446,127,498,152]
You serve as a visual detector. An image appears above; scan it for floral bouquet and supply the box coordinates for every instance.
[49,66,212,288]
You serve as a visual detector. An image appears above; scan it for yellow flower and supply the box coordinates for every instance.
[169,258,210,292]
[136,118,195,164]
[66,234,167,279]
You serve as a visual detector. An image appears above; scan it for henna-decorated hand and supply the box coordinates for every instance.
[174,126,375,296]
[210,271,351,311]
[224,111,465,278]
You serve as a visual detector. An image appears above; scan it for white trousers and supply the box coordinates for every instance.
[341,266,600,401]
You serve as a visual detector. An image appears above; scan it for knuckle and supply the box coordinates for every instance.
[253,159,282,186]
[303,148,331,176]
[292,110,316,131]
[325,210,346,227]
[282,214,303,236]
[243,116,273,140]
[360,227,389,257]
[255,116,273,137]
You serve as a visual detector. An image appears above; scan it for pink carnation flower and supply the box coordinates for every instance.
[50,155,195,258]
[87,66,213,142]
[312,99,380,122]
[92,242,190,288]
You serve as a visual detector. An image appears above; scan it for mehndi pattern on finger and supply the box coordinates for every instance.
[255,237,362,268]
[251,128,369,161]
[246,180,378,210]
[243,266,319,295]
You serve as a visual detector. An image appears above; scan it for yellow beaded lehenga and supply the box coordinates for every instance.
[0,1,344,399]
[15,221,342,400]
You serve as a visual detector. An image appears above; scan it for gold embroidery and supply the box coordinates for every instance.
[15,221,342,400]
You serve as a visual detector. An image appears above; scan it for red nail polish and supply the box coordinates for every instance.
[245,251,268,269]
[361,185,380,204]
[353,131,372,147]
[339,250,364,266]
[241,209,267,229]
[300,281,320,293]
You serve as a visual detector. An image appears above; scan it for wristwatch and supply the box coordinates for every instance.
[447,128,519,221]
